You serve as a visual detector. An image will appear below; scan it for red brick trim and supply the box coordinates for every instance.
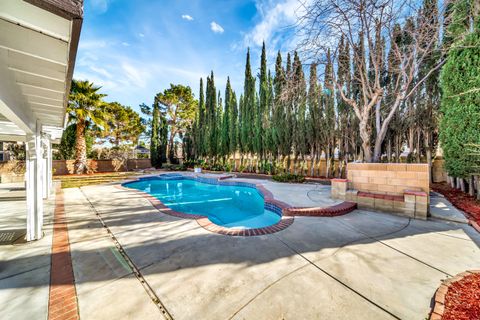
[469,219,480,233]
[283,202,357,217]
[429,270,480,319]
[404,190,428,197]
[332,178,348,182]
[48,187,79,320]
[358,191,404,202]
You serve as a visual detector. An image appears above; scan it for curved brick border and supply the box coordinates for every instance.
[429,270,480,319]
[48,186,79,320]
[118,174,356,236]
[284,201,357,217]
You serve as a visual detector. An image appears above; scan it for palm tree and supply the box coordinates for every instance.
[68,80,108,174]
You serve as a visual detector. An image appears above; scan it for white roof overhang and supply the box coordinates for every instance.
[0,0,82,142]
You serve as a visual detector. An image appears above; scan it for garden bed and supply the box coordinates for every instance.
[432,183,480,230]
[430,271,480,320]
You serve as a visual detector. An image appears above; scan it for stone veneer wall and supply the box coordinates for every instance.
[346,163,429,195]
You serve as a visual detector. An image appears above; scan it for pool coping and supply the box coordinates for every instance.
[116,174,356,236]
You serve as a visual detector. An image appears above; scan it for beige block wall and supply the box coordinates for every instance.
[53,159,152,175]
[346,163,430,195]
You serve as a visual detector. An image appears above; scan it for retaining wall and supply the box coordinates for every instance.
[346,163,429,195]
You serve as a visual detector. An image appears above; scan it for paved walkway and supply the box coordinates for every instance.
[73,180,479,319]
[0,185,55,320]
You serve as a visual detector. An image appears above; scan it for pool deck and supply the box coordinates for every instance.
[1,174,480,319]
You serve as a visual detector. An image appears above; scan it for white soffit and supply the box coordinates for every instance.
[0,0,76,136]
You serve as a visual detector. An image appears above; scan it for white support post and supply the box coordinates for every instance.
[25,121,44,241]
[42,135,52,199]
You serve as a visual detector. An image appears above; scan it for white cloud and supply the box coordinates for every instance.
[89,66,112,79]
[121,62,150,88]
[243,0,303,47]
[210,21,224,34]
[182,14,194,21]
[122,42,130,46]
[138,33,145,38]
[90,0,113,14]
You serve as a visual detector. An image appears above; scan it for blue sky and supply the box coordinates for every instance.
[73,0,301,113]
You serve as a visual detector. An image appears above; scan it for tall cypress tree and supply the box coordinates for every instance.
[292,51,307,174]
[243,48,256,164]
[324,49,336,177]
[150,102,160,167]
[229,91,238,155]
[273,51,286,162]
[196,78,206,158]
[307,62,320,176]
[256,42,268,166]
[220,77,232,160]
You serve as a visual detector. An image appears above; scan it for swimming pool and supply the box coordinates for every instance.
[123,176,281,229]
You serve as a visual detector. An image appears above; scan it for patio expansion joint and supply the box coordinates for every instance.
[78,187,174,320]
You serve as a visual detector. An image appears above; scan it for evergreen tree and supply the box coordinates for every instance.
[229,91,238,158]
[243,49,256,165]
[220,77,232,160]
[440,0,480,182]
[256,42,268,166]
[273,51,286,161]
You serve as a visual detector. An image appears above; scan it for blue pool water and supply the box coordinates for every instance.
[124,177,281,229]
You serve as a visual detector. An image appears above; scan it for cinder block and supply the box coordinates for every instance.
[358,183,378,192]
[415,195,428,205]
[375,198,394,211]
[357,196,374,207]
[398,208,416,218]
[354,176,369,183]
[376,184,397,194]
[416,172,429,180]
[406,164,428,172]
[393,200,406,209]
[387,164,407,171]
[395,171,418,179]
[369,177,387,185]
[405,194,416,203]
[346,190,358,202]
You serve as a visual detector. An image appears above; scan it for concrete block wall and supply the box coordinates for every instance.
[346,163,429,195]
[52,159,152,175]
[333,163,431,220]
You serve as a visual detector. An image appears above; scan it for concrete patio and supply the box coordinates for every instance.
[1,176,479,319]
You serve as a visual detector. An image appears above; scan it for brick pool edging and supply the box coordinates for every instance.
[429,270,480,319]
[117,174,356,236]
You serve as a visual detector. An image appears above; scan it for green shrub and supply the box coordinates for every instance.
[272,173,305,183]
[162,163,187,171]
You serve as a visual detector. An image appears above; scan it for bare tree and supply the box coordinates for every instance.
[296,0,447,162]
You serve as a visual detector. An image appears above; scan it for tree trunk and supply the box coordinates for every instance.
[74,120,87,174]
[416,129,421,163]
[449,176,455,188]
[424,131,432,183]
[469,175,475,197]
[460,178,466,192]
[475,176,480,201]
[310,152,316,177]
[359,118,373,162]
